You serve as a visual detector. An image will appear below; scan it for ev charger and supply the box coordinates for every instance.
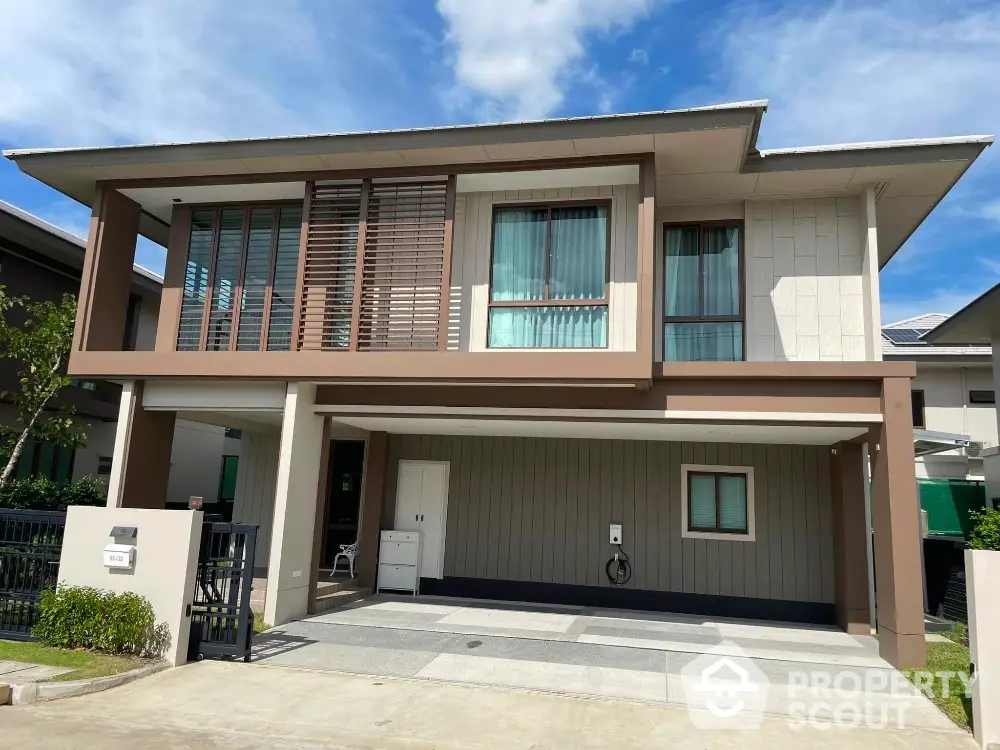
[609,523,622,545]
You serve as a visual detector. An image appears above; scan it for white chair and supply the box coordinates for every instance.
[331,542,359,579]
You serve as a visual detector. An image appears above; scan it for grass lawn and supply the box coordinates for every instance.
[0,640,148,683]
[907,623,973,731]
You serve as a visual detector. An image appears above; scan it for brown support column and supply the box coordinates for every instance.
[830,442,871,635]
[74,185,141,352]
[356,431,389,589]
[112,382,176,510]
[155,205,192,351]
[871,376,926,667]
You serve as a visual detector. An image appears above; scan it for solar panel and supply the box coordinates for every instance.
[883,328,926,344]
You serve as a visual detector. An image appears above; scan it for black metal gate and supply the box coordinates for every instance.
[189,521,257,662]
[0,510,66,640]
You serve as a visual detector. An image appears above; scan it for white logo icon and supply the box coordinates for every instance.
[680,641,770,729]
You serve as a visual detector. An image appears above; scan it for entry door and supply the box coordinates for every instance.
[394,460,450,579]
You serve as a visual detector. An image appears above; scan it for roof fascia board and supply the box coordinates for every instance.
[745,141,991,173]
[6,108,763,170]
[923,282,1000,344]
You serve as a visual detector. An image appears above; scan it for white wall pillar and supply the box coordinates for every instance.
[861,187,882,361]
[264,383,325,626]
[966,548,1000,748]
[105,380,137,508]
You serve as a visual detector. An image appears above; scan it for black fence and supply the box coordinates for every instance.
[189,521,257,662]
[0,509,67,640]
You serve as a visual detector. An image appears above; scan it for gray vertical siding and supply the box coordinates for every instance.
[384,435,835,604]
[232,431,280,569]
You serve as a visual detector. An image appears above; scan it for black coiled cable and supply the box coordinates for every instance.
[606,544,632,586]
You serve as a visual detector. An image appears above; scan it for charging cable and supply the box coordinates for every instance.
[605,544,632,586]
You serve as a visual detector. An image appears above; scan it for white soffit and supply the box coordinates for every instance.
[121,182,306,223]
[327,416,868,445]
[456,165,639,193]
[142,380,287,412]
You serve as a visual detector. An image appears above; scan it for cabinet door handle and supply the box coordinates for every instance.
[420,514,424,522]
[415,514,419,521]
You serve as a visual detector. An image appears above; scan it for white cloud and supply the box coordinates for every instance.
[437,0,655,121]
[702,0,1000,148]
[629,48,650,65]
[975,199,1000,223]
[0,0,414,147]
[979,255,1000,276]
[880,284,993,324]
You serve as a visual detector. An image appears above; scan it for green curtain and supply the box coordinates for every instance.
[549,206,607,300]
[489,306,607,348]
[718,475,748,531]
[664,322,743,361]
[664,226,699,316]
[689,474,717,529]
[490,208,547,302]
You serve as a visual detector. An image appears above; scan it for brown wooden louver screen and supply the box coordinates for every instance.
[298,177,454,351]
[175,204,302,352]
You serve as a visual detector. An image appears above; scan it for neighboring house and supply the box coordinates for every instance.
[924,282,1000,508]
[0,199,237,511]
[5,101,993,668]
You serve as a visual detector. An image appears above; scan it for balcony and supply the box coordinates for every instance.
[67,158,656,384]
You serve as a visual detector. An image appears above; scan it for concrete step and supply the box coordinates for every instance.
[316,577,360,595]
[313,587,371,615]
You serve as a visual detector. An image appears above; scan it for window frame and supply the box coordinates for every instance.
[486,200,612,350]
[680,463,755,541]
[662,220,746,361]
[969,390,996,405]
[911,389,926,428]
[176,200,304,353]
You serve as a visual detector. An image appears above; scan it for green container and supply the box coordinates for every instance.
[918,479,986,538]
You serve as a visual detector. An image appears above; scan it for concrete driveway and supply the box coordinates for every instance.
[0,660,976,749]
[251,595,960,733]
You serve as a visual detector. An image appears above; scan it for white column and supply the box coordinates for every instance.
[861,187,882,361]
[966,548,1000,748]
[105,380,137,508]
[264,383,325,626]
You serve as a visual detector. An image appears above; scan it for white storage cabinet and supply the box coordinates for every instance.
[377,530,421,595]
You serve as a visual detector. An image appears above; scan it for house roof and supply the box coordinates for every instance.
[882,312,993,358]
[922,282,1000,346]
[3,101,993,267]
[0,199,162,290]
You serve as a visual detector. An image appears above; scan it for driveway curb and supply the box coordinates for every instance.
[6,660,169,705]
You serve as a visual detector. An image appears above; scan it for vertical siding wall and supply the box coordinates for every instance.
[385,436,835,604]
[745,198,868,362]
[449,185,639,352]
[232,431,280,568]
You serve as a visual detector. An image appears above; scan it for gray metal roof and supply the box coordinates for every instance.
[0,199,162,284]
[881,314,992,358]
[2,101,770,158]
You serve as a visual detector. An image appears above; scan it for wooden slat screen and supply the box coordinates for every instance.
[298,183,362,351]
[357,180,449,350]
[175,203,302,352]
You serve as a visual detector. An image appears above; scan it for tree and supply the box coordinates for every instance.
[0,286,84,490]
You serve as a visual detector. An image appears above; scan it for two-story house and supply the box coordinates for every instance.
[0,199,237,511]
[5,101,992,668]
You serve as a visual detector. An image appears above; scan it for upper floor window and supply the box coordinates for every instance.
[663,223,743,361]
[912,389,926,428]
[488,203,609,348]
[177,204,302,352]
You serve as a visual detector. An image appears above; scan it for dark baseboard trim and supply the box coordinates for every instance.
[418,576,834,625]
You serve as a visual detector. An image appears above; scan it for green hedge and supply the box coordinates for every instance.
[33,586,169,657]
[968,507,1000,551]
[0,475,106,511]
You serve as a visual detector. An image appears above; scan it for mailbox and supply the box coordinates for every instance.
[103,543,135,570]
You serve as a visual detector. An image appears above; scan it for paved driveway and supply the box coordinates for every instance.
[252,595,958,732]
[0,660,975,749]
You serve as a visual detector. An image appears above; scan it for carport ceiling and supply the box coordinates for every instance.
[328,417,868,445]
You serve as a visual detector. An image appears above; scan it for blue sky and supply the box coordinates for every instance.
[1,0,998,323]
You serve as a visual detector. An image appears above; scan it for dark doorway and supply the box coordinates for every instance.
[321,440,366,566]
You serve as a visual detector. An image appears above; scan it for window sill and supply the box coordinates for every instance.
[681,529,756,542]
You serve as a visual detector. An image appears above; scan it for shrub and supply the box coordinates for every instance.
[968,506,1000,551]
[0,475,106,511]
[33,586,169,657]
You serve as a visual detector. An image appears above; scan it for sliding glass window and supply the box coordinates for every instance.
[663,223,743,361]
[488,203,609,348]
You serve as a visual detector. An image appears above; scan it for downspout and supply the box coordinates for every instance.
[862,443,877,633]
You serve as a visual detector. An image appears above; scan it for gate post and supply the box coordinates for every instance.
[58,507,203,666]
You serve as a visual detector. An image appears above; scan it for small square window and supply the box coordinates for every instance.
[681,464,755,541]
[969,390,995,405]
